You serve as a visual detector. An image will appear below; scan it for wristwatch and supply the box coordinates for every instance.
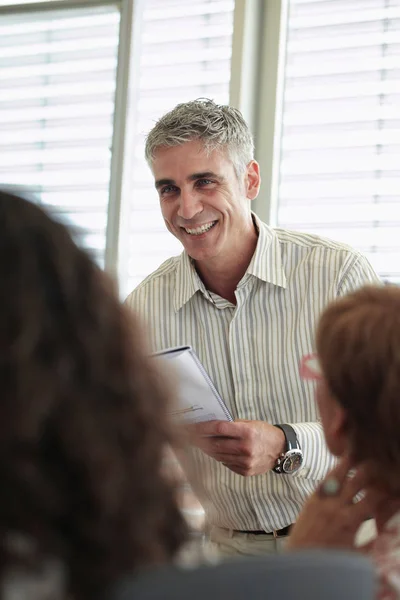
[273,424,303,474]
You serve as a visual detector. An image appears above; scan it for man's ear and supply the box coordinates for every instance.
[245,160,261,200]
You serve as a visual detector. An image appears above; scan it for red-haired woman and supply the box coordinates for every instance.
[289,285,400,599]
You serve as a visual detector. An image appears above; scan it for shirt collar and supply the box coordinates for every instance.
[174,212,287,312]
[246,213,287,288]
[174,251,203,311]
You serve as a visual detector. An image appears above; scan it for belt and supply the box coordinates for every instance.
[236,525,292,538]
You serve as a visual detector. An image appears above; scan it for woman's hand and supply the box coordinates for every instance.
[287,455,380,551]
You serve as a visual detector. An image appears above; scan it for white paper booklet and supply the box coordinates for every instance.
[152,345,232,424]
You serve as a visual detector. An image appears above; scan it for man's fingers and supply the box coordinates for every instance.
[188,420,242,439]
[186,420,220,437]
[208,436,248,456]
[213,453,250,465]
[223,463,248,476]
[195,440,243,460]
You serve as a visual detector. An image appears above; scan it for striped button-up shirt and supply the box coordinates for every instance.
[125,215,379,532]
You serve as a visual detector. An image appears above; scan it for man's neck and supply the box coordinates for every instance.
[194,231,259,305]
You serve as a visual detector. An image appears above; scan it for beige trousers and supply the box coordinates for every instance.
[209,526,288,557]
[209,518,377,558]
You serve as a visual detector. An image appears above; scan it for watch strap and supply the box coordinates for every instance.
[274,423,300,452]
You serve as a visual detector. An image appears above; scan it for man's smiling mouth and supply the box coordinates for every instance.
[182,221,218,235]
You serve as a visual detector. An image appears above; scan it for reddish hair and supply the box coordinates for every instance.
[316,285,400,492]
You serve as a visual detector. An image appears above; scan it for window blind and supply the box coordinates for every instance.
[0,2,120,267]
[276,0,400,282]
[124,0,235,295]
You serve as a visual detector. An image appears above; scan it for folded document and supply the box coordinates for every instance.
[152,345,232,424]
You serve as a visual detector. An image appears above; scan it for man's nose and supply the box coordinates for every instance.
[177,189,203,220]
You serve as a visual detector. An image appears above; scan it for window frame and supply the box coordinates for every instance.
[0,0,137,281]
[229,0,289,226]
[254,0,400,283]
[0,0,258,290]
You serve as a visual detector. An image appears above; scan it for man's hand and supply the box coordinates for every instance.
[187,419,285,476]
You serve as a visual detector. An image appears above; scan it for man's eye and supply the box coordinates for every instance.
[197,179,213,186]
[161,185,177,195]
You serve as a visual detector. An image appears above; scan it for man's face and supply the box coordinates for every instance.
[152,140,260,265]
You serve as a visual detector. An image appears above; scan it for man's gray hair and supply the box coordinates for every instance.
[145,98,254,176]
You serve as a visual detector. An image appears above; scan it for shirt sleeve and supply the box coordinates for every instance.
[338,253,381,297]
[290,421,337,481]
[289,254,381,481]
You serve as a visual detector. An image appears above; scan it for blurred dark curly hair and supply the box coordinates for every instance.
[0,190,188,599]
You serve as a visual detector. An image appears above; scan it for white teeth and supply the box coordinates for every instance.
[184,221,216,235]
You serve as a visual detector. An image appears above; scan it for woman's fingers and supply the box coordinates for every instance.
[316,455,352,498]
[351,486,387,519]
[336,462,377,507]
[325,454,353,486]
[318,455,376,503]
[340,464,370,504]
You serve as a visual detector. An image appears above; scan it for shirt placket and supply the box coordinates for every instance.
[229,277,281,531]
[228,277,257,420]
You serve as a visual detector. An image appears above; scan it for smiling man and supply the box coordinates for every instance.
[125,99,380,556]
[153,139,259,305]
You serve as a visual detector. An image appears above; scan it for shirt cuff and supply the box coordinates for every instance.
[290,421,337,480]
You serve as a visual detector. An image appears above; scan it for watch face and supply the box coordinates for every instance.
[282,451,303,474]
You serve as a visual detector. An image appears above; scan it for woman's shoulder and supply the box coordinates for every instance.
[367,511,400,599]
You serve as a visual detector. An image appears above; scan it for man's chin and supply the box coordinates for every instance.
[185,248,217,263]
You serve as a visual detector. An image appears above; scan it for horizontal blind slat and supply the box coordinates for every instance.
[0,3,120,263]
[289,6,400,28]
[125,0,234,294]
[277,0,400,281]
